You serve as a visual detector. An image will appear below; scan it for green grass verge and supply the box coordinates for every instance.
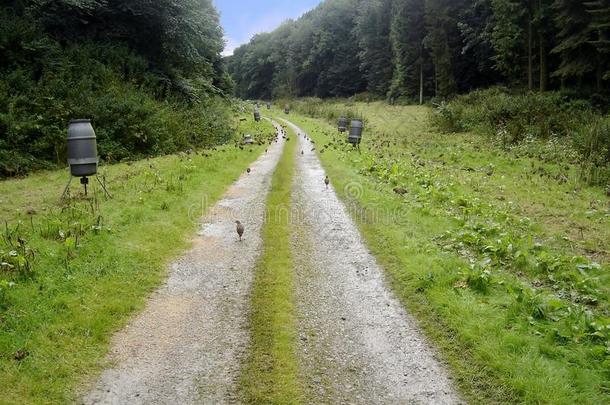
[282,104,609,405]
[0,115,276,404]
[239,121,302,404]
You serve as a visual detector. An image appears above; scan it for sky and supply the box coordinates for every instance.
[213,0,323,56]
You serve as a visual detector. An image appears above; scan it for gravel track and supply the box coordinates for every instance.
[283,118,462,404]
[83,116,462,405]
[82,125,286,405]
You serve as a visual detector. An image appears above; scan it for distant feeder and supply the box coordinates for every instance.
[266,102,271,110]
[338,116,348,133]
[348,119,363,148]
[284,106,290,114]
[243,134,254,145]
[61,119,111,199]
[254,110,261,122]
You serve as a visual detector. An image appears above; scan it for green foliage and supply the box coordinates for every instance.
[0,279,15,309]
[489,0,525,82]
[430,87,609,183]
[355,0,394,96]
[0,0,233,176]
[228,0,366,99]
[573,116,610,184]
[240,123,301,403]
[463,258,493,293]
[429,101,464,132]
[228,0,609,100]
[285,103,610,403]
[424,0,457,98]
[389,0,431,101]
[0,117,275,403]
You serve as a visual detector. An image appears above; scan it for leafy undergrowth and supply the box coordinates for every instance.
[239,121,302,404]
[427,88,610,185]
[0,115,276,404]
[284,104,609,404]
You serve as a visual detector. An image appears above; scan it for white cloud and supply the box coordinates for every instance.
[221,6,313,57]
[222,36,239,57]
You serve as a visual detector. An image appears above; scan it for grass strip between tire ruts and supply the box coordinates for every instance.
[239,121,302,404]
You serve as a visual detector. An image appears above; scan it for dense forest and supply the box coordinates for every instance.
[227,0,610,101]
[0,0,233,176]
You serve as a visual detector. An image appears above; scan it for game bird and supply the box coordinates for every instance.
[393,187,408,196]
[235,220,244,241]
[325,176,330,189]
[247,168,251,174]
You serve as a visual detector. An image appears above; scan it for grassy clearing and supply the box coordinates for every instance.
[0,115,276,404]
[239,121,302,404]
[283,102,609,404]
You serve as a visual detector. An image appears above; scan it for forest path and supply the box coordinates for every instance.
[82,124,286,404]
[283,118,462,404]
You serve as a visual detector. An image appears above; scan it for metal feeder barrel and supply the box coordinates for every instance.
[254,110,261,121]
[67,119,98,177]
[348,120,363,145]
[338,116,348,132]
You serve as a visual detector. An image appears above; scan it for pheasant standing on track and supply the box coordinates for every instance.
[235,220,244,241]
[325,175,330,189]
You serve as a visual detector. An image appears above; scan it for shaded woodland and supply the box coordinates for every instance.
[227,0,609,100]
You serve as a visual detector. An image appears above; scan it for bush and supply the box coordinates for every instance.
[431,87,609,183]
[289,98,363,125]
[429,101,464,133]
[0,42,234,176]
[0,4,233,178]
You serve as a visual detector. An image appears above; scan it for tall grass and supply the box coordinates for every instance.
[428,87,610,184]
[240,122,302,404]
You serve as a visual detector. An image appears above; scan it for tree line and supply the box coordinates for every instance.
[1,0,232,176]
[226,0,610,101]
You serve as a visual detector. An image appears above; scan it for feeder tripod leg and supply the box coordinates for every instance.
[96,174,112,199]
[61,175,73,200]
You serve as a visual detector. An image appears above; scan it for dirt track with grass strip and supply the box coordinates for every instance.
[83,117,462,404]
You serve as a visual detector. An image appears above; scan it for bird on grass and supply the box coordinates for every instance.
[235,220,244,241]
[393,187,408,196]
[325,176,330,189]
